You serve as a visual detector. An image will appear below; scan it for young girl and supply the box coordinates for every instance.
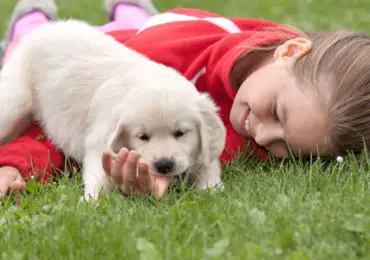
[1,0,369,198]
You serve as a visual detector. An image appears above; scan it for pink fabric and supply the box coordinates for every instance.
[13,12,49,40]
[3,12,49,64]
[108,4,151,29]
[2,4,151,65]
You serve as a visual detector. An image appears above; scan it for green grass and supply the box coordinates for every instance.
[1,0,370,259]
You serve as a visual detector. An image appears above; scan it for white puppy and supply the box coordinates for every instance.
[0,20,226,200]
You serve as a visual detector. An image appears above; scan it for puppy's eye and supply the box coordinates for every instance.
[173,130,185,138]
[138,133,150,141]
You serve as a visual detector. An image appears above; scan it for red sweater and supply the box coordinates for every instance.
[0,8,298,181]
[0,124,64,182]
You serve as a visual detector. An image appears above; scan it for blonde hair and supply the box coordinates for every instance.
[293,31,370,157]
[231,30,370,158]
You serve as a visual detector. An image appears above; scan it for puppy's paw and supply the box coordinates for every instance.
[195,169,222,192]
[194,160,223,191]
[212,181,224,192]
[83,189,100,201]
[196,179,223,191]
[79,195,90,202]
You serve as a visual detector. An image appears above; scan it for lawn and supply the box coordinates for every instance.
[1,0,370,259]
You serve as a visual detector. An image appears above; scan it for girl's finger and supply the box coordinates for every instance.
[101,151,113,176]
[9,180,26,191]
[121,151,140,195]
[0,175,13,196]
[8,174,26,192]
[137,161,151,194]
[0,182,9,196]
[152,175,169,199]
[111,148,129,184]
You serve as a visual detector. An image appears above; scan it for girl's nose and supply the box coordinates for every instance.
[254,122,284,147]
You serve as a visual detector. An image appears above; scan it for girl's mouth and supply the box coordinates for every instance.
[239,106,250,135]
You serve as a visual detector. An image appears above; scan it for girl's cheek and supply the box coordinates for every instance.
[229,102,243,134]
[248,93,272,118]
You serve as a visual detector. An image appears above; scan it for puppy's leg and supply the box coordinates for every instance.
[194,160,223,191]
[83,153,114,200]
[0,51,33,144]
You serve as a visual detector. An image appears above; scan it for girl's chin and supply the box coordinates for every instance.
[230,119,245,135]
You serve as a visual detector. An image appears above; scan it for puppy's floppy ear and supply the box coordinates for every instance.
[109,121,129,154]
[197,93,226,166]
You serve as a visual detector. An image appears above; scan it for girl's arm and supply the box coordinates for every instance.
[0,123,65,182]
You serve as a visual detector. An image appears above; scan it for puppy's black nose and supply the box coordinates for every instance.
[154,159,175,174]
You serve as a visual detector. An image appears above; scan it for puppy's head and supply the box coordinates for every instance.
[108,90,226,177]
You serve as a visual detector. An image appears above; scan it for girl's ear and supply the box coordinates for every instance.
[274,38,312,60]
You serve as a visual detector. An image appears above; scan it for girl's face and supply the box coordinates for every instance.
[230,38,329,158]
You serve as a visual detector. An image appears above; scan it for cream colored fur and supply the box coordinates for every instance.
[0,20,226,200]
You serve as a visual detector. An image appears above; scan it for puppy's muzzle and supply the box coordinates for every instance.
[153,158,175,175]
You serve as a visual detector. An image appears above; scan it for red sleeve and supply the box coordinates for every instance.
[0,124,65,183]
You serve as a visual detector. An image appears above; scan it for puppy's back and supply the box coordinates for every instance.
[4,20,201,160]
[7,20,151,159]
[11,19,149,86]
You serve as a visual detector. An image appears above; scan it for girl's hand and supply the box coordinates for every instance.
[102,148,169,199]
[0,166,26,196]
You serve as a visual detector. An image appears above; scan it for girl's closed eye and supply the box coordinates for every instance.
[272,101,280,122]
[273,107,280,122]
